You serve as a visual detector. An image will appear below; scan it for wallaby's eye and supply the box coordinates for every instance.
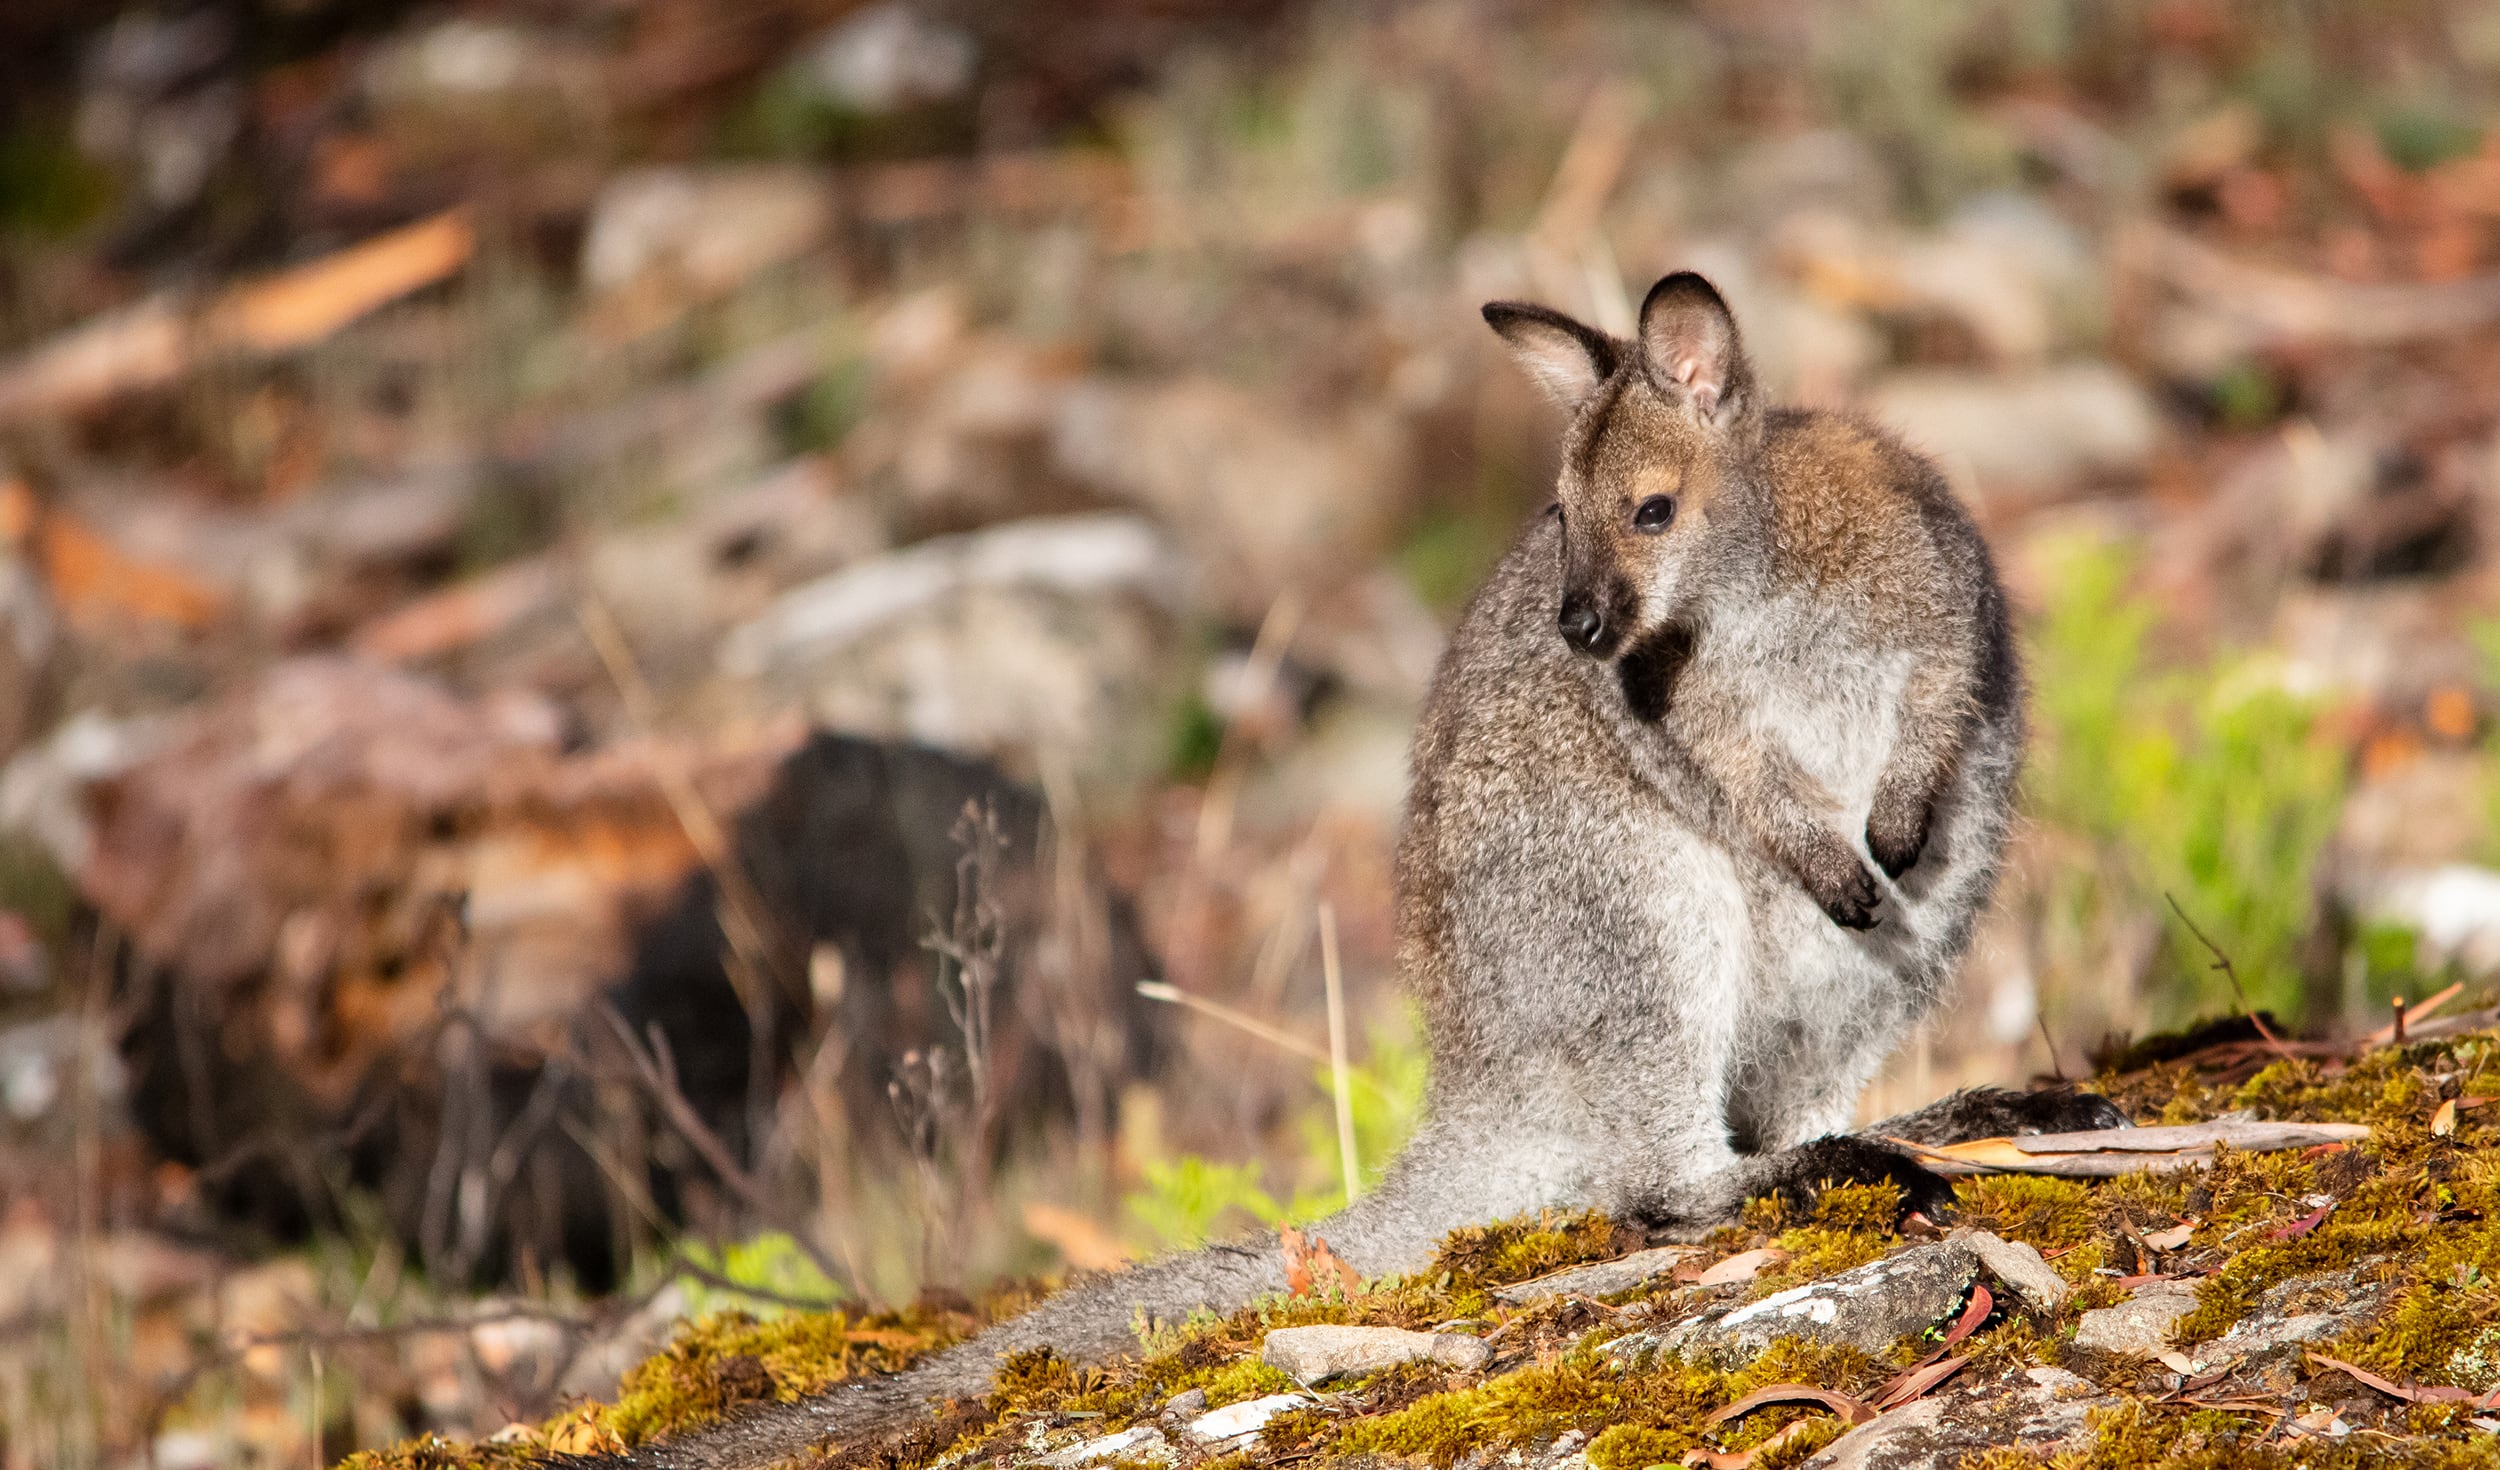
[1632,495,1677,533]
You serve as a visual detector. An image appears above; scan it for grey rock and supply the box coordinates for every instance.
[717,513,1191,785]
[1050,377,1409,618]
[1157,1387,1208,1423]
[1183,1393,1307,1445]
[1643,1241,1980,1365]
[1262,1324,1492,1383]
[1803,1367,2114,1470]
[2208,1269,2390,1372]
[1947,1229,2070,1313]
[2071,1280,2203,1357]
[580,167,835,299]
[1491,1245,1703,1305]
[789,3,976,113]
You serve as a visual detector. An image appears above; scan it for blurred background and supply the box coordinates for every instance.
[5,0,2500,1461]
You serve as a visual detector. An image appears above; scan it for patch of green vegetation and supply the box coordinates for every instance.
[1955,1173,2099,1253]
[1164,688,1226,782]
[0,126,113,238]
[774,354,874,455]
[1125,1156,1283,1252]
[1124,1011,1427,1247]
[1289,1013,1429,1213]
[675,1231,846,1318]
[2026,536,2350,1025]
[2207,360,2283,431]
[2377,105,2483,173]
[1398,507,1513,615]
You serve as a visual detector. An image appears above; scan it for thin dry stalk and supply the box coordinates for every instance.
[578,596,792,1134]
[1193,588,1306,861]
[595,1005,853,1296]
[1135,981,1332,1067]
[1320,904,1360,1201]
[2164,893,2296,1059]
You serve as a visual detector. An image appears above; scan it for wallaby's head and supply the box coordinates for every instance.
[1482,271,1758,661]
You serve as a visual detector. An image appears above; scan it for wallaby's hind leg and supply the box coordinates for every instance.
[1869,1085,2131,1147]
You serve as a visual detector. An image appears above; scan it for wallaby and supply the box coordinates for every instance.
[596,274,2126,1470]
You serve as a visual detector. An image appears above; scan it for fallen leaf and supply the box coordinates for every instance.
[1281,1227,1359,1298]
[2307,1351,2500,1405]
[1868,1354,1969,1411]
[2143,1220,2198,1251]
[2436,1099,2459,1137]
[2267,1204,2331,1241]
[1682,1247,1789,1287]
[1709,1385,1876,1427]
[1938,1283,1993,1349]
[2158,1350,2203,1376]
[2,481,225,631]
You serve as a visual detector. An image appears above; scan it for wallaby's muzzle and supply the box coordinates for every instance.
[1557,590,1607,654]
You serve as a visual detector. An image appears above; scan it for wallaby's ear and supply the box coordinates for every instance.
[1481,301,1619,408]
[1638,272,1753,428]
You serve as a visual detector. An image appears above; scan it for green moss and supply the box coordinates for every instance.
[604,1307,956,1443]
[1752,1224,1896,1298]
[1338,1337,1879,1469]
[1431,1211,1638,1290]
[1956,1174,2099,1252]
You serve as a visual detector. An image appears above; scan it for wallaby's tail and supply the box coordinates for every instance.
[600,1173,1466,1470]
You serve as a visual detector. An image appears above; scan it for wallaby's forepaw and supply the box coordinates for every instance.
[1801,845,1883,930]
[1866,798,1932,880]
[1872,1084,2133,1147]
[1751,1135,1956,1221]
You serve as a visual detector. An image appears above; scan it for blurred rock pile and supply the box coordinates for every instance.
[5,0,2500,1463]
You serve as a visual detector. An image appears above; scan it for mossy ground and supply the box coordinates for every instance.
[345,1022,2500,1470]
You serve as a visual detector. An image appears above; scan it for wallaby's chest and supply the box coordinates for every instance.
[1689,599,1911,819]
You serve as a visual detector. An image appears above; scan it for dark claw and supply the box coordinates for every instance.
[1817,863,1883,930]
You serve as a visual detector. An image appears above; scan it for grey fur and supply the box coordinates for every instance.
[591,277,2104,1470]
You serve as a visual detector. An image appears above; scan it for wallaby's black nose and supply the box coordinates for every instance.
[1558,596,1605,653]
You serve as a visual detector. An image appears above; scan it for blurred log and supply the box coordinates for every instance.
[94,658,1161,1286]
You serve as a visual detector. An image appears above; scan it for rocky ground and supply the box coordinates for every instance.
[343,1014,2500,1470]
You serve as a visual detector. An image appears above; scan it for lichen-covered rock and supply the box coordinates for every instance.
[1263,1324,1493,1382]
[1802,1366,2115,1470]
[1028,1424,1173,1467]
[1947,1228,2069,1312]
[1489,1245,1701,1305]
[2071,1280,2201,1357]
[1635,1240,1979,1364]
[2204,1268,2391,1380]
